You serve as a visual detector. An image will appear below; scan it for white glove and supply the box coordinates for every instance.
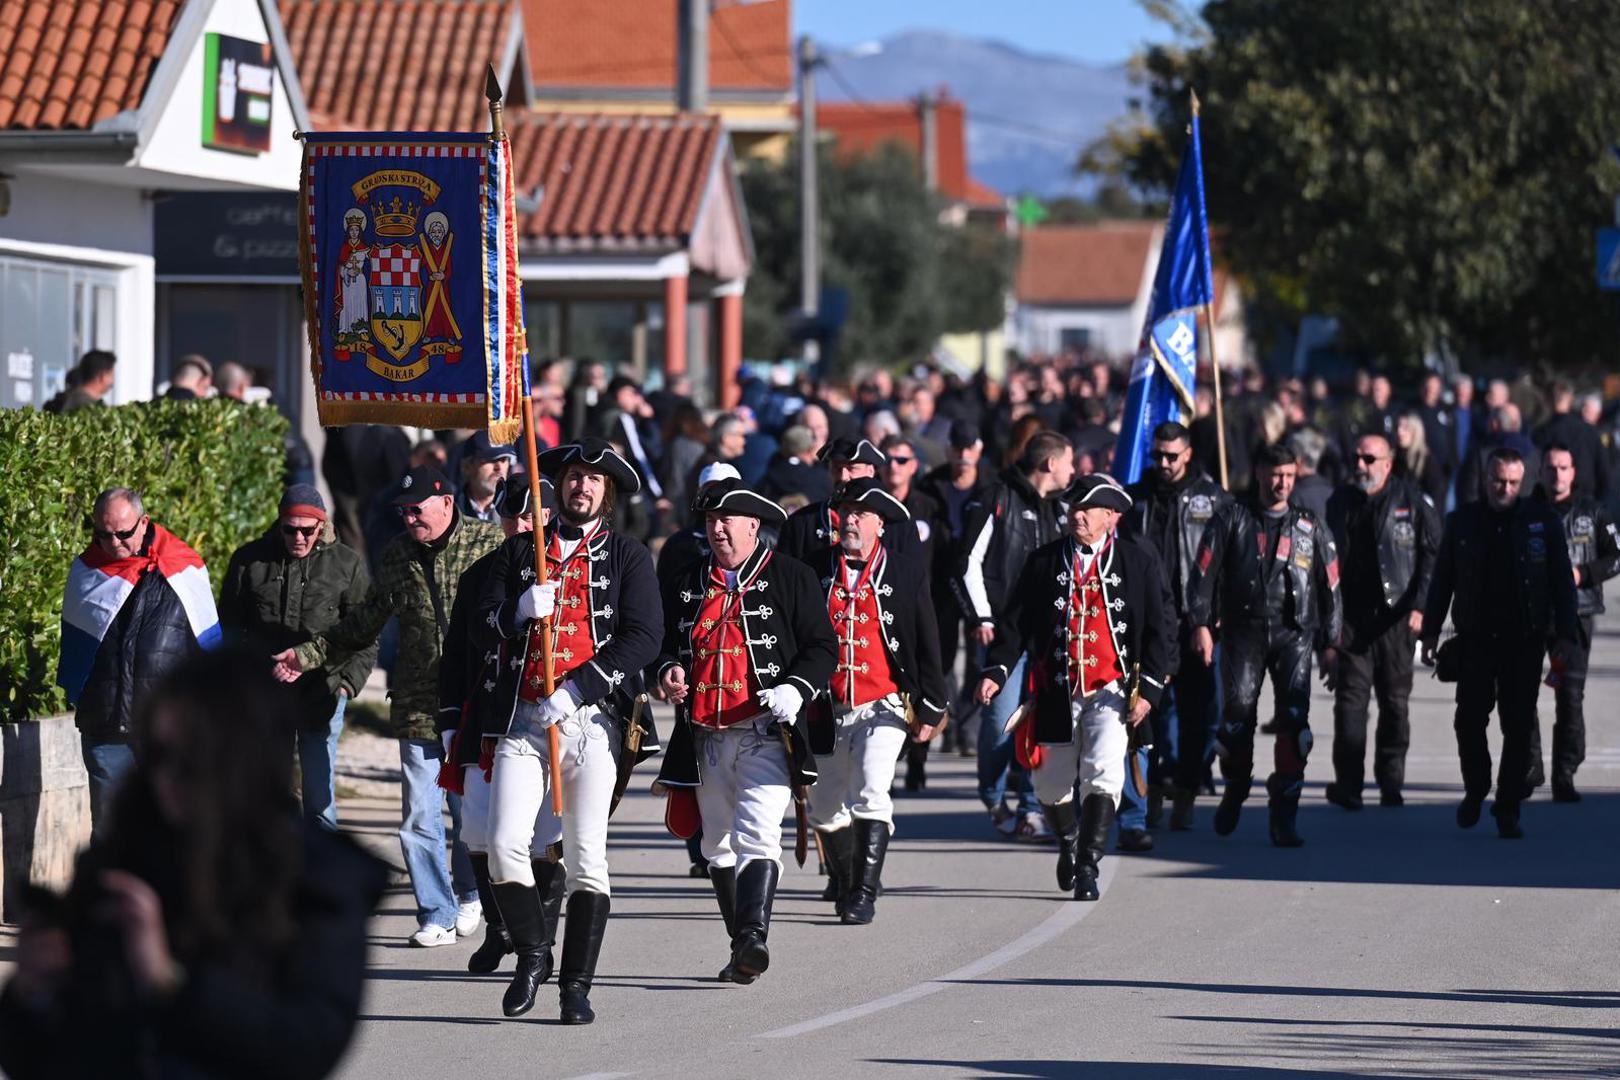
[535,682,581,728]
[757,684,804,726]
[516,581,559,622]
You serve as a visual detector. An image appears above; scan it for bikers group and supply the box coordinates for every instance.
[216,405,1607,1024]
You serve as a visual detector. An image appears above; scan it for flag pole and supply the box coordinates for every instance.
[489,64,564,819]
[1191,90,1229,491]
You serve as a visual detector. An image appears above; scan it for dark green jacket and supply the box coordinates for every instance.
[219,527,376,730]
[296,513,502,739]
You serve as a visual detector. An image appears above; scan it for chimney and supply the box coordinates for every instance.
[918,91,938,191]
[677,0,709,113]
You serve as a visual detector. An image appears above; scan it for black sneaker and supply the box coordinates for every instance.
[1457,795,1484,829]
[1115,828,1154,852]
[1325,783,1364,811]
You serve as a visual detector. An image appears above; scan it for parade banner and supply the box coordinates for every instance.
[298,131,527,440]
[1114,109,1215,485]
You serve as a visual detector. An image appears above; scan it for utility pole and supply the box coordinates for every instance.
[677,0,708,114]
[798,34,820,365]
[918,91,938,191]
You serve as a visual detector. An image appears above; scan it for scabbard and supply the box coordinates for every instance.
[778,725,809,867]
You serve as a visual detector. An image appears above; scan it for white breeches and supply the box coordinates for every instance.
[1031,686,1128,808]
[806,695,908,833]
[488,703,619,895]
[694,713,792,873]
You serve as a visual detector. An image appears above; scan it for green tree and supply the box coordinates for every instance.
[740,140,1013,372]
[1085,0,1620,371]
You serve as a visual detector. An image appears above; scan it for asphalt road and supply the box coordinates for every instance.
[333,618,1620,1080]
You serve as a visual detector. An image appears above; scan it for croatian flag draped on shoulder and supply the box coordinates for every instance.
[298,126,528,441]
[1113,107,1215,485]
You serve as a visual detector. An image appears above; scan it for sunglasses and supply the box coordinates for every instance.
[1151,450,1184,462]
[281,524,319,538]
[1354,453,1387,465]
[398,504,430,520]
[886,456,915,466]
[92,519,144,542]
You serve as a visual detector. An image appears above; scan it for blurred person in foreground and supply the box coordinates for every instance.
[0,650,386,1080]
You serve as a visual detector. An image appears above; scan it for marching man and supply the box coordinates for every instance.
[652,478,836,983]
[804,479,948,925]
[474,439,663,1025]
[975,475,1176,902]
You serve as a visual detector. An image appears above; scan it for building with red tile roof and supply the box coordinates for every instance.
[816,94,1004,216]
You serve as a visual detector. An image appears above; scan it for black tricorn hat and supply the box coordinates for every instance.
[537,437,641,494]
[497,472,556,518]
[1065,473,1133,513]
[693,477,787,525]
[833,477,911,523]
[817,436,886,468]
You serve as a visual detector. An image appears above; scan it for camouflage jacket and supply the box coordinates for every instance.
[296,513,502,739]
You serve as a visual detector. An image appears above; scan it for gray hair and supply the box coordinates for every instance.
[93,486,144,518]
[1288,428,1326,471]
[710,413,744,446]
[780,425,815,456]
[215,361,252,396]
[1492,404,1522,433]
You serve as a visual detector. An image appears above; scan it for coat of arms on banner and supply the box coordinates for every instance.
[298,132,527,438]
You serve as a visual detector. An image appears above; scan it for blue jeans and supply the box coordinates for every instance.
[397,738,474,929]
[80,737,137,840]
[1116,747,1153,831]
[977,652,1036,814]
[298,694,347,831]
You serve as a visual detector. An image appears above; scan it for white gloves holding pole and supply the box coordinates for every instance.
[757,684,804,726]
[516,581,559,622]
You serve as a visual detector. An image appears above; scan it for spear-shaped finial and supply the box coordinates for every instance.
[1189,87,1202,119]
[486,62,506,141]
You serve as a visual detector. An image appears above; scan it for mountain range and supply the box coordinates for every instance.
[817,29,1138,199]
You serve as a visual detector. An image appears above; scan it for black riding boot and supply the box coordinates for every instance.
[492,870,556,1017]
[709,866,752,984]
[817,826,855,912]
[731,858,780,980]
[532,855,565,961]
[558,889,611,1024]
[841,818,890,925]
[1266,774,1304,848]
[1074,794,1114,901]
[1213,774,1252,837]
[1043,801,1079,892]
[467,853,512,974]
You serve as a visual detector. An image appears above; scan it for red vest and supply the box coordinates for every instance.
[518,525,600,703]
[690,559,768,728]
[828,549,898,708]
[1065,541,1124,697]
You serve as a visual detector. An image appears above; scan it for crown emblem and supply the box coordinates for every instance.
[373,195,421,238]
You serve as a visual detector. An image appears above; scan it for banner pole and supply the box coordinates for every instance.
[1191,90,1229,491]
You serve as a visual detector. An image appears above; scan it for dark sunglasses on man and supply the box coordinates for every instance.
[281,523,320,538]
[1354,452,1385,465]
[886,455,915,467]
[1151,450,1183,463]
[90,518,146,542]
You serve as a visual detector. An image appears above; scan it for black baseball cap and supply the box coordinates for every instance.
[390,465,453,505]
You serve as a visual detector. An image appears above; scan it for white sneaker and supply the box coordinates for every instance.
[454,899,483,938]
[409,924,457,948]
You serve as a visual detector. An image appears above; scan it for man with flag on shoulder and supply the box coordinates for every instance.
[803,478,948,925]
[472,438,663,1025]
[59,487,221,836]
[651,478,836,984]
[974,474,1174,902]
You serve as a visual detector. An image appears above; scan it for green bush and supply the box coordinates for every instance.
[0,401,288,722]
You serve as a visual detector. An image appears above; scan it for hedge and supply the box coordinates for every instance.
[0,400,288,722]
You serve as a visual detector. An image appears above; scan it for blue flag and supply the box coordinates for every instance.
[1114,113,1215,485]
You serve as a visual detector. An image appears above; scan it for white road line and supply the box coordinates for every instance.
[754,860,1117,1040]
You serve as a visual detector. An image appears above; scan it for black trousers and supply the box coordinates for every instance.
[1454,634,1545,809]
[1152,632,1219,793]
[1528,614,1593,782]
[1218,620,1314,790]
[1332,619,1415,796]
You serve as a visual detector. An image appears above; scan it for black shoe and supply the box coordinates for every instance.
[1168,786,1197,831]
[1044,802,1079,892]
[467,854,512,975]
[1457,795,1485,828]
[491,874,556,1017]
[708,867,754,984]
[1267,775,1304,848]
[816,827,856,912]
[1213,778,1250,837]
[841,819,890,926]
[731,859,779,980]
[1551,778,1582,803]
[1324,783,1363,811]
[557,889,610,1024]
[1115,828,1154,853]
[1073,794,1114,902]
[689,861,711,878]
[1379,789,1404,807]
[1491,802,1524,840]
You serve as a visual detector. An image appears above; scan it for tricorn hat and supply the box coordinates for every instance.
[1065,473,1132,513]
[833,477,911,523]
[693,477,787,526]
[817,437,886,468]
[537,437,641,494]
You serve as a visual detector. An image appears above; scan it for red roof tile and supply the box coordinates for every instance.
[280,0,517,132]
[524,0,790,94]
[1016,222,1159,306]
[0,0,182,130]
[506,112,722,248]
[817,96,979,204]
[965,177,1004,209]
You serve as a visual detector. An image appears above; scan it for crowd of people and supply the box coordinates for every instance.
[6,346,1617,1067]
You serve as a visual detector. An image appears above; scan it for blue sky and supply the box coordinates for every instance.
[792,0,1175,66]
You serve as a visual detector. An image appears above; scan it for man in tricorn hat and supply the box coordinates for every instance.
[975,474,1176,902]
[474,438,663,1025]
[803,478,948,925]
[651,478,836,983]
[776,437,920,563]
